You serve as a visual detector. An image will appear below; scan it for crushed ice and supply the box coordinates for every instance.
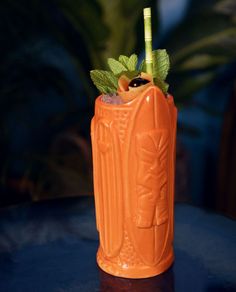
[101,93,124,105]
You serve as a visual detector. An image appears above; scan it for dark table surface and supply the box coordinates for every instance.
[0,196,235,292]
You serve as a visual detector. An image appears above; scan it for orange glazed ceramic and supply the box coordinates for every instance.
[91,85,177,278]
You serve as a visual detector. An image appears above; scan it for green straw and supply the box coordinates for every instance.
[143,7,153,75]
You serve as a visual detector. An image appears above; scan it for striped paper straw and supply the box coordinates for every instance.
[143,7,153,75]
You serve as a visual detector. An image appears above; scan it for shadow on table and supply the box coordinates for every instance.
[206,285,236,292]
[98,266,174,292]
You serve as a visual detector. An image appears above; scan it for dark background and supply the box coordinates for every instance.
[0,0,235,218]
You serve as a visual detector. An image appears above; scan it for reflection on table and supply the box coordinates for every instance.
[99,266,174,292]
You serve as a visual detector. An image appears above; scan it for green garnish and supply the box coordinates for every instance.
[90,54,138,94]
[90,6,170,95]
[107,58,127,75]
[90,70,118,93]
[90,50,170,94]
[153,50,170,93]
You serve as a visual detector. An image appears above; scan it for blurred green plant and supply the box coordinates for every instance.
[54,0,158,91]
[53,0,236,105]
[163,0,236,105]
[0,0,157,202]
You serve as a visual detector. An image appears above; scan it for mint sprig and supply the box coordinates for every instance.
[154,76,169,94]
[127,54,138,71]
[90,50,170,94]
[118,55,129,67]
[152,49,170,81]
[107,58,127,75]
[90,54,139,94]
[138,50,170,94]
[90,70,118,93]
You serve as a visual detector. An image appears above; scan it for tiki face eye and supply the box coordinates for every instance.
[128,77,150,88]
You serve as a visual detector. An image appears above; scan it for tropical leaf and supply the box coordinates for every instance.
[172,27,236,65]
[175,54,231,71]
[159,1,236,105]
[56,0,109,68]
[174,72,216,102]
[96,0,158,62]
[214,0,236,17]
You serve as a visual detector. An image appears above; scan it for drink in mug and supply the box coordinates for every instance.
[90,7,177,279]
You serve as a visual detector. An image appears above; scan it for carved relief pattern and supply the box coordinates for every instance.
[136,129,169,228]
[117,227,143,267]
[95,119,123,258]
[96,106,132,144]
[96,106,113,120]
[114,109,131,143]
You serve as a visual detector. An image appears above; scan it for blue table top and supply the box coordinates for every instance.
[0,197,235,292]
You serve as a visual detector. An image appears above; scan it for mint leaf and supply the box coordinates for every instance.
[127,54,138,71]
[153,49,170,81]
[107,58,127,75]
[90,70,118,93]
[154,77,169,94]
[118,54,138,71]
[118,55,129,68]
[139,59,146,72]
[117,70,140,79]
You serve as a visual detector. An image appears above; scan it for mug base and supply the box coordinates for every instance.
[97,247,174,279]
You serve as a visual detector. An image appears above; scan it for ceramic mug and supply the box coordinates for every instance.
[91,85,177,278]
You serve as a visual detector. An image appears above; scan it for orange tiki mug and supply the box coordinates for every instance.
[91,85,177,278]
